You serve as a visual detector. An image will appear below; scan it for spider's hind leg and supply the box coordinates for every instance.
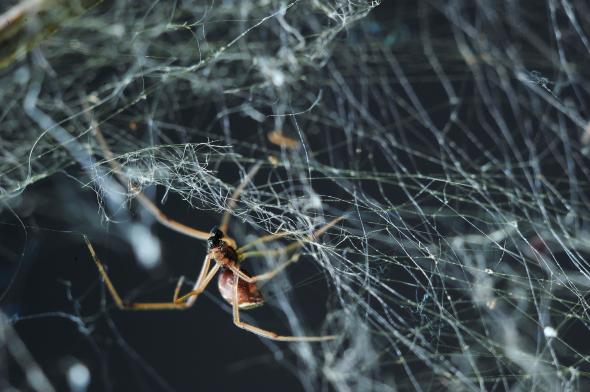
[230,271,337,342]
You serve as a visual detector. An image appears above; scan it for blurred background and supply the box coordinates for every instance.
[2,1,590,391]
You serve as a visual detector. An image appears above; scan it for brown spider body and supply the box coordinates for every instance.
[208,228,265,309]
[217,269,264,309]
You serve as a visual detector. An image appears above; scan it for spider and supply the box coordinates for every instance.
[84,128,342,342]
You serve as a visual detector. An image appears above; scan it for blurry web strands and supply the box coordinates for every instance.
[0,313,56,392]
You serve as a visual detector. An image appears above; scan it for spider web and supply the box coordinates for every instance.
[2,0,590,391]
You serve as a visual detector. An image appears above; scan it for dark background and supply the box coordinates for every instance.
[3,0,589,391]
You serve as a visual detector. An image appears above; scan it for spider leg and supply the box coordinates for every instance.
[177,253,212,305]
[236,230,295,254]
[130,192,211,240]
[174,263,220,305]
[92,123,210,241]
[237,216,344,257]
[235,215,344,283]
[172,276,185,302]
[231,271,336,342]
[84,236,212,310]
[233,216,344,284]
[229,253,300,284]
[219,162,261,235]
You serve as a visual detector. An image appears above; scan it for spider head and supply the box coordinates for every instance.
[208,227,224,249]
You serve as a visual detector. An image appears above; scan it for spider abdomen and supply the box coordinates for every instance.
[217,269,264,310]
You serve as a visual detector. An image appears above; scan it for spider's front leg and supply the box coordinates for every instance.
[229,253,301,284]
[84,236,213,310]
[173,263,221,305]
[234,216,345,283]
